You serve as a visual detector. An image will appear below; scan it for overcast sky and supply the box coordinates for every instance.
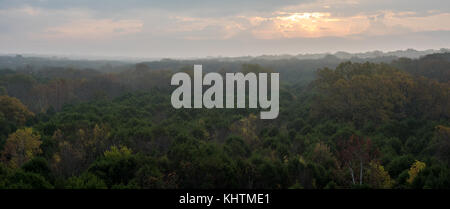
[1,0,450,58]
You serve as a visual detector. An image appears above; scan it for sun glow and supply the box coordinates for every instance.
[250,12,366,39]
[277,12,333,34]
[280,12,329,22]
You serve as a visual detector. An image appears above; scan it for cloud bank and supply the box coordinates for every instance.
[1,0,449,57]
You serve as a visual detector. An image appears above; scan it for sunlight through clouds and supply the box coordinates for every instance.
[249,12,368,39]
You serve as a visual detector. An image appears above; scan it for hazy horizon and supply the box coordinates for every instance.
[1,48,448,62]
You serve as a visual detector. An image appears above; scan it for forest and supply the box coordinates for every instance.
[0,52,449,189]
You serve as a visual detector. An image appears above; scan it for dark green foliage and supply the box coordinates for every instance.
[4,170,53,189]
[65,172,107,189]
[21,157,52,182]
[88,147,138,188]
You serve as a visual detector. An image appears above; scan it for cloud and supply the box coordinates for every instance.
[2,1,449,41]
[44,19,143,39]
[247,12,369,39]
[282,0,450,17]
[0,0,312,17]
[164,10,450,40]
[1,0,450,57]
[160,15,248,40]
[0,6,143,40]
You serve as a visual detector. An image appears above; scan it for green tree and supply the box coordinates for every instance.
[65,172,107,189]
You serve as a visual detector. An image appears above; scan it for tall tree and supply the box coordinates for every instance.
[337,135,379,185]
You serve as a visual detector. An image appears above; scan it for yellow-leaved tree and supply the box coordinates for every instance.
[407,160,426,184]
[366,161,393,188]
[1,127,42,168]
[0,95,34,126]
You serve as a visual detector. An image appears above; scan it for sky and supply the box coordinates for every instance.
[1,0,450,58]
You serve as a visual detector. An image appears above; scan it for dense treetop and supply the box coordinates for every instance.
[0,53,449,189]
